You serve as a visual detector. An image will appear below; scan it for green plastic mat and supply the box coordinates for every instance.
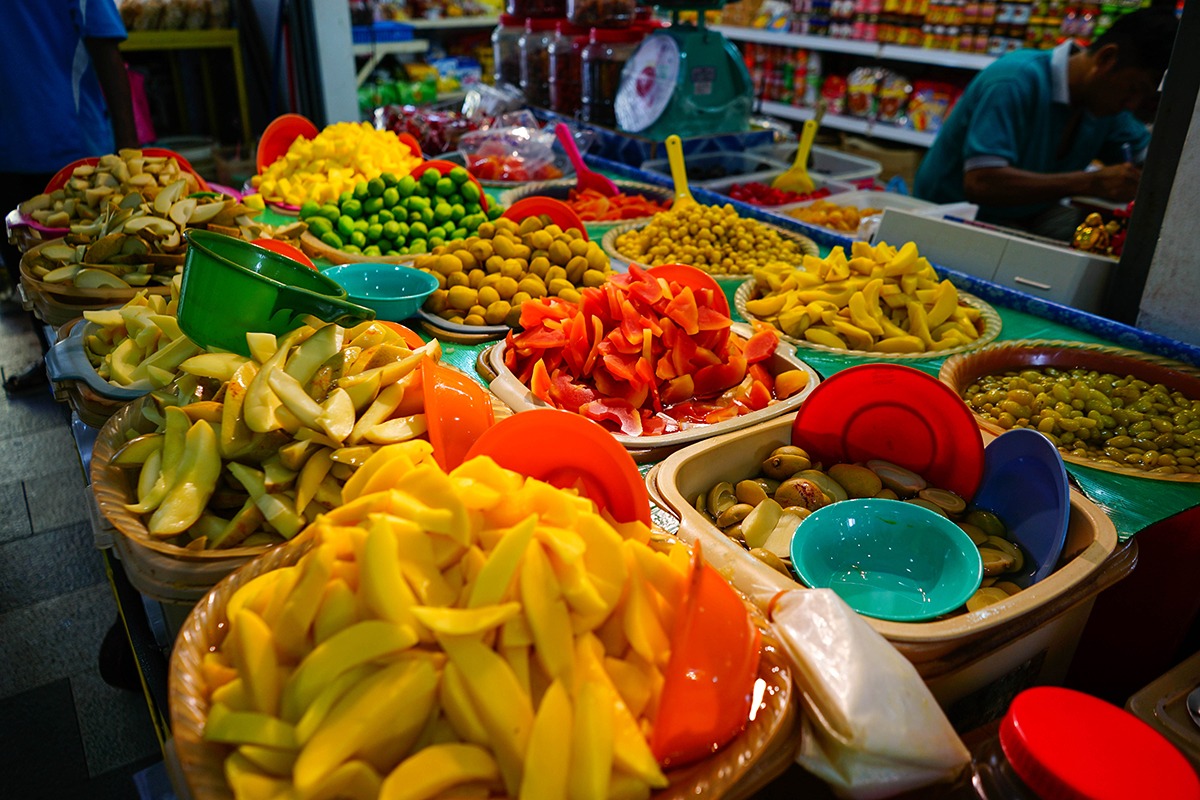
[263,188,1200,541]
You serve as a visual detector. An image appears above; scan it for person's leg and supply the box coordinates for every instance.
[0,171,55,289]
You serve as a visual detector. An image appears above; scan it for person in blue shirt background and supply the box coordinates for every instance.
[914,8,1179,240]
[0,0,138,292]
[0,0,138,393]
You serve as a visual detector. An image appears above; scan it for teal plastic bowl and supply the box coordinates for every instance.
[179,230,374,356]
[321,262,439,322]
[790,498,984,622]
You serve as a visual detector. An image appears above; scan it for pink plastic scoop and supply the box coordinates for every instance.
[555,122,619,197]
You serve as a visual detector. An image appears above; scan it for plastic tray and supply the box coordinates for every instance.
[639,151,789,189]
[699,174,854,208]
[478,322,822,464]
[750,143,884,183]
[1126,649,1200,771]
[649,415,1131,714]
[496,179,675,236]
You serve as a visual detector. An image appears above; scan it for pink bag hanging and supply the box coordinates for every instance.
[126,63,157,145]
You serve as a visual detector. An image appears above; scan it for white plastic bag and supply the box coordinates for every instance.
[771,589,971,799]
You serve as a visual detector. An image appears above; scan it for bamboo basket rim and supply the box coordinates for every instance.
[168,526,799,800]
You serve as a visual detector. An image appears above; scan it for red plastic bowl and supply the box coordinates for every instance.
[791,363,985,500]
[501,197,587,240]
[256,113,321,174]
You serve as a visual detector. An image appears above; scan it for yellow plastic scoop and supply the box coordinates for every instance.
[665,134,696,209]
[772,118,818,195]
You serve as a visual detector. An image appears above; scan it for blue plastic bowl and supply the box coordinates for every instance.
[790,498,984,623]
[322,262,440,322]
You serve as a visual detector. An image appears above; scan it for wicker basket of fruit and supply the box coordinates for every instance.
[168,441,799,800]
[601,205,818,283]
[734,240,1002,359]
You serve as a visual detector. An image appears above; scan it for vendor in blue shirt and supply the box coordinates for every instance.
[914,9,1178,240]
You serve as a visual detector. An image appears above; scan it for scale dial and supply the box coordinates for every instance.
[616,34,682,133]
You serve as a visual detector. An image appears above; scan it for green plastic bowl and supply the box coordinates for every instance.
[321,262,439,322]
[179,230,374,356]
[790,498,984,622]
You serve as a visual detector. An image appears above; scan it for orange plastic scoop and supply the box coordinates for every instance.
[462,409,651,525]
[502,197,588,240]
[257,113,320,174]
[421,359,496,471]
[251,238,316,270]
[650,540,762,768]
[647,263,729,317]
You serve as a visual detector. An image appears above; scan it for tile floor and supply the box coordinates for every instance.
[0,301,162,799]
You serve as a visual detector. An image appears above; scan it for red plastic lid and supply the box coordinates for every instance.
[790,363,984,500]
[462,409,651,525]
[409,160,489,212]
[250,238,316,270]
[647,264,729,317]
[257,113,320,173]
[525,16,563,32]
[588,26,644,43]
[502,197,588,240]
[556,19,588,35]
[1000,687,1200,800]
[498,13,524,26]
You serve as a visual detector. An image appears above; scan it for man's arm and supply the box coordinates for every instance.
[85,37,139,151]
[963,162,1142,205]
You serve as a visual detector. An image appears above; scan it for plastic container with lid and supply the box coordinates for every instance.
[548,20,588,116]
[492,14,525,87]
[520,17,563,108]
[580,27,644,127]
[505,0,565,18]
[960,687,1200,799]
[568,0,637,28]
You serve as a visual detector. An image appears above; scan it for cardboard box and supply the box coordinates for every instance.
[838,135,923,188]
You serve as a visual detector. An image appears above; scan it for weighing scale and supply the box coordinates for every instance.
[615,1,753,140]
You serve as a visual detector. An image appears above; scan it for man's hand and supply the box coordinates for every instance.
[1089,162,1142,203]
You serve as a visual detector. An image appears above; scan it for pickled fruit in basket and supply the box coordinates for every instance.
[725,182,832,207]
[414,213,612,328]
[564,187,672,222]
[696,445,1031,612]
[83,277,202,389]
[200,441,758,796]
[22,188,292,289]
[612,203,808,275]
[253,121,422,207]
[786,198,881,232]
[298,168,497,259]
[109,320,444,549]
[743,240,986,354]
[19,149,205,230]
[503,263,811,436]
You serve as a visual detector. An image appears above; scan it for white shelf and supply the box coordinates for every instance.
[353,39,432,86]
[714,25,997,71]
[757,100,937,147]
[405,15,499,30]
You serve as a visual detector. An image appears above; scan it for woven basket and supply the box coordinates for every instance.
[734,277,1003,361]
[20,237,173,326]
[91,382,514,603]
[940,338,1200,483]
[601,221,819,280]
[168,526,799,800]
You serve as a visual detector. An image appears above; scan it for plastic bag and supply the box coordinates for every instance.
[457,118,595,183]
[770,589,971,799]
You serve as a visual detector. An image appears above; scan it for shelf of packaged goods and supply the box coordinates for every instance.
[757,100,937,147]
[352,39,433,86]
[713,25,998,70]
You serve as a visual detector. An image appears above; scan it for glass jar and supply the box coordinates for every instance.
[549,20,588,117]
[506,0,566,19]
[519,17,562,108]
[944,687,1200,799]
[580,27,644,127]
[568,0,637,28]
[492,14,525,87]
